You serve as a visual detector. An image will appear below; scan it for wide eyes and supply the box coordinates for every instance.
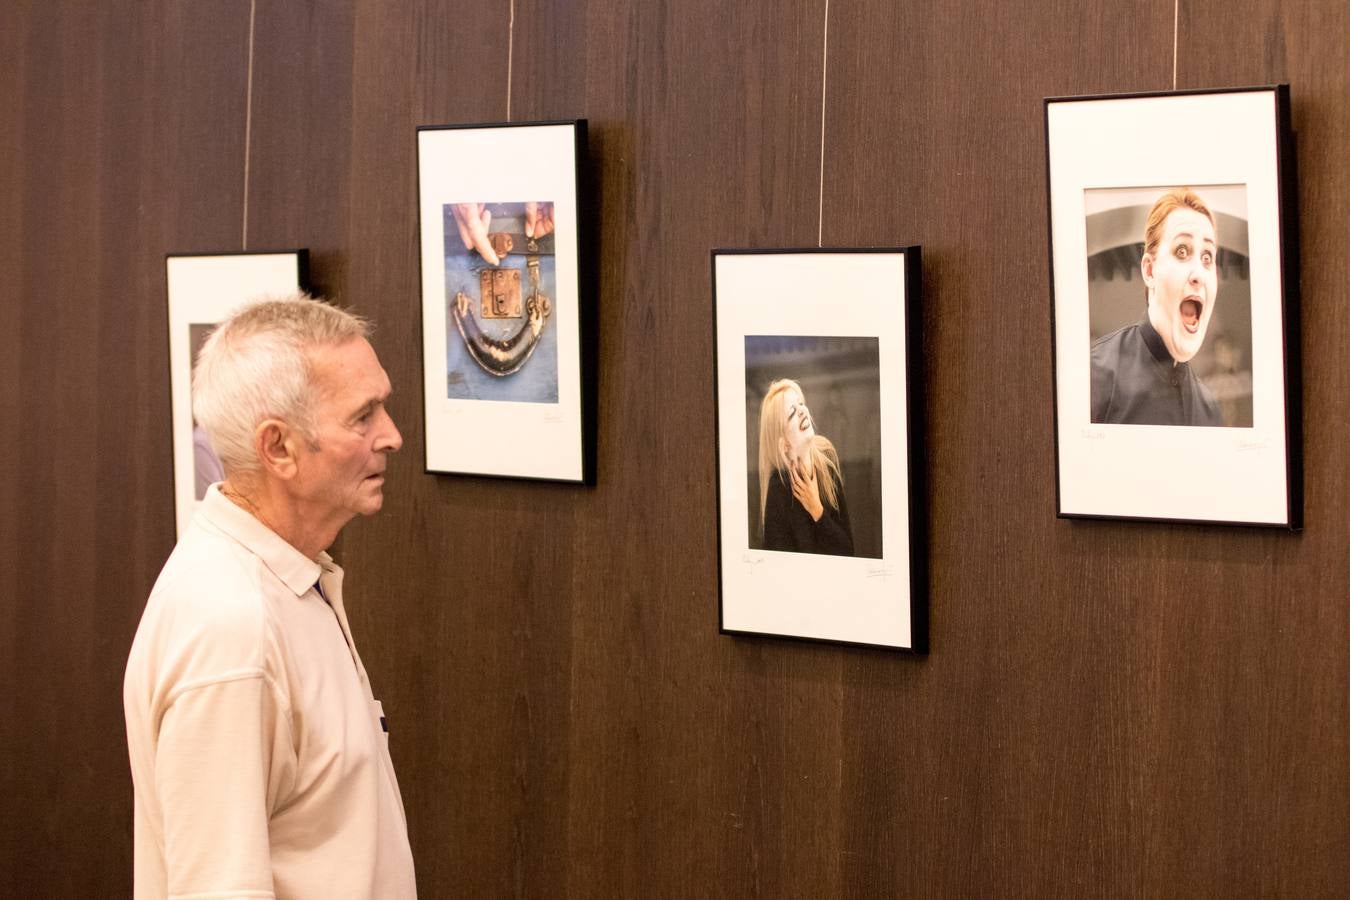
[1173,243,1215,267]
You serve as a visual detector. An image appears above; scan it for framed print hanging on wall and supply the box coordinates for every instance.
[416,120,595,483]
[1045,86,1301,528]
[711,248,927,652]
[165,250,310,537]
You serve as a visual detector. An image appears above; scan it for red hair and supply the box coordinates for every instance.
[1143,187,1216,257]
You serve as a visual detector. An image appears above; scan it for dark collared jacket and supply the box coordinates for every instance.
[1090,317,1224,426]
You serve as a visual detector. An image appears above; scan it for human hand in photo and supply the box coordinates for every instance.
[452,203,499,265]
[790,460,824,522]
[524,202,554,239]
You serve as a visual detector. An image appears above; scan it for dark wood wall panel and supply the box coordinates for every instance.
[246,0,356,284]
[1175,1,1350,896]
[824,1,1181,895]
[3,0,1348,897]
[363,6,569,897]
[0,1,252,896]
[547,4,831,899]
[0,3,27,885]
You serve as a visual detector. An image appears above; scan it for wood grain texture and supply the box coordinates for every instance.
[0,2,251,897]
[2,0,1348,897]
[1170,2,1350,896]
[245,0,357,285]
[0,2,27,886]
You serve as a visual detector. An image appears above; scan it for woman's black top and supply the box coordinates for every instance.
[762,469,854,557]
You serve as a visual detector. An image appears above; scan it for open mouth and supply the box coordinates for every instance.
[799,417,811,432]
[1180,297,1203,334]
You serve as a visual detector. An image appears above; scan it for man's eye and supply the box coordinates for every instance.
[1176,245,1189,259]
[1202,251,1214,265]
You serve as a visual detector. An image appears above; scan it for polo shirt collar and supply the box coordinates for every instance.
[198,484,326,597]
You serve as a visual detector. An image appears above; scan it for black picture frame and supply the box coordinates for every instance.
[416,120,595,484]
[1045,86,1301,529]
[711,247,927,653]
[164,249,311,536]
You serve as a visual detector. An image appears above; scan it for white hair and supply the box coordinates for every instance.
[191,293,371,476]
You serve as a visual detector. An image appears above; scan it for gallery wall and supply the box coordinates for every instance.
[2,0,1347,896]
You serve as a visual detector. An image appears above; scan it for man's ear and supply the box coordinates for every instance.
[254,419,299,480]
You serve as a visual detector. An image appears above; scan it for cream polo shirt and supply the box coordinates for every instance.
[124,486,416,899]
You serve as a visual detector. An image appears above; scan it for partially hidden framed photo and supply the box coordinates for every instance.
[712,248,927,652]
[165,250,309,536]
[417,120,594,483]
[1046,86,1301,528]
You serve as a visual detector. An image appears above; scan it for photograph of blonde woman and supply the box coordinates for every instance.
[715,248,924,648]
[758,378,853,556]
[744,335,882,560]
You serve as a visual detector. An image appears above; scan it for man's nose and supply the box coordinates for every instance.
[380,410,403,452]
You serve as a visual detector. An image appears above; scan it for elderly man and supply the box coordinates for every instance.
[124,295,415,899]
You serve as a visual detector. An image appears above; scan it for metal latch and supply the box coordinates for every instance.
[453,255,551,377]
[479,268,522,319]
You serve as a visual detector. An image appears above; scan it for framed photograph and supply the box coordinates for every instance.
[1045,86,1301,528]
[712,248,927,652]
[417,120,594,483]
[165,250,309,536]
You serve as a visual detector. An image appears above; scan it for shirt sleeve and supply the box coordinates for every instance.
[155,673,294,899]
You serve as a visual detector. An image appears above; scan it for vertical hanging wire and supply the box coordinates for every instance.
[506,0,516,121]
[816,0,830,247]
[1171,0,1179,90]
[241,0,258,249]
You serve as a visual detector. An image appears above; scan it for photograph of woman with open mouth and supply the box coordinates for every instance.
[756,378,856,557]
[1089,187,1225,426]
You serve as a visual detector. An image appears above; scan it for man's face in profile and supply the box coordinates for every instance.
[1143,206,1219,363]
[292,337,402,528]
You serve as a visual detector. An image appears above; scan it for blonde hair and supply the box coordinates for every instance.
[757,379,842,534]
[191,293,371,476]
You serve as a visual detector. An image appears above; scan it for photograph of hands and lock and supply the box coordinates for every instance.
[713,248,926,652]
[1047,87,1299,527]
[443,201,559,403]
[418,121,592,482]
